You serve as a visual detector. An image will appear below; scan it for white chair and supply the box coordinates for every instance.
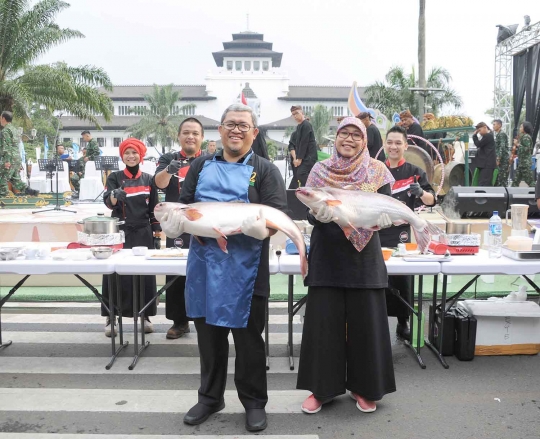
[49,161,71,193]
[79,161,105,200]
[29,162,48,193]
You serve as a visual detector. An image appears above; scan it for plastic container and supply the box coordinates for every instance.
[488,211,503,258]
[411,306,425,348]
[381,248,394,261]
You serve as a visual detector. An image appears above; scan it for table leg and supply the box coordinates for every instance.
[129,275,139,370]
[288,275,294,370]
[401,276,426,369]
[265,297,270,370]
[105,274,128,370]
[425,274,449,369]
[116,274,127,348]
[129,275,150,370]
[0,275,30,351]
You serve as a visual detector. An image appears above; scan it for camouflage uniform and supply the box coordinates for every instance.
[0,123,29,196]
[70,157,86,191]
[495,130,510,186]
[85,138,100,161]
[512,133,535,187]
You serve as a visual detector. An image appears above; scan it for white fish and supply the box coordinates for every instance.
[154,201,308,278]
[295,187,442,253]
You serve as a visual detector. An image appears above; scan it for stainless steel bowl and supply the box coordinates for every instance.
[0,247,21,261]
[91,246,113,259]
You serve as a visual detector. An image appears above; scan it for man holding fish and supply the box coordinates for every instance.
[378,125,436,340]
[158,103,288,432]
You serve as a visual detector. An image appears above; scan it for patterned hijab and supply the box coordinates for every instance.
[306,117,394,251]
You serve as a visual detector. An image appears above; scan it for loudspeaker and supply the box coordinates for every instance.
[506,187,539,215]
[442,187,508,218]
[287,189,308,220]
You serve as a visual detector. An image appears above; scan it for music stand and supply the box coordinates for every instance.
[32,158,76,214]
[93,156,120,202]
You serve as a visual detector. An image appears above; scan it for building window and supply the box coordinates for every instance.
[226,61,233,71]
[235,61,242,71]
[118,105,132,116]
[244,61,251,71]
[262,61,269,71]
[332,106,344,117]
[254,61,260,71]
[96,138,105,147]
[63,138,72,144]
[302,106,313,116]
[113,138,122,147]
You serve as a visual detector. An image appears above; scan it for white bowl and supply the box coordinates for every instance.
[132,246,148,256]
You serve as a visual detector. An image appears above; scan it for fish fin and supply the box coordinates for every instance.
[265,219,280,231]
[364,225,381,231]
[216,237,228,253]
[185,208,203,221]
[325,199,342,207]
[194,235,205,246]
[412,221,443,254]
[343,185,355,190]
[341,222,361,238]
[213,227,228,239]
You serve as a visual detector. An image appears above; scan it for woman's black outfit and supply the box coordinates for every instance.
[101,165,161,317]
[296,184,396,402]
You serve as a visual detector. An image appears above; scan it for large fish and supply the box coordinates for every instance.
[154,201,308,278]
[295,187,442,253]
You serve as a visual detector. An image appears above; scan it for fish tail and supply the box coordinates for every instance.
[413,221,444,254]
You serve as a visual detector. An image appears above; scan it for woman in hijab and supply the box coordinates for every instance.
[297,117,397,414]
[101,139,161,337]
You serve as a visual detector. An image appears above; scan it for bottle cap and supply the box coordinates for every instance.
[493,211,498,215]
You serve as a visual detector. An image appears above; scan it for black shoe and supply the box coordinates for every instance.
[24,187,39,197]
[166,321,190,339]
[183,401,225,425]
[396,322,411,340]
[245,408,267,432]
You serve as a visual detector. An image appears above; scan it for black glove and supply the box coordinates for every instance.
[167,160,183,175]
[409,182,424,197]
[153,236,161,250]
[112,188,127,203]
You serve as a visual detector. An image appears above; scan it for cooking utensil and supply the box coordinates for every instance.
[77,213,125,235]
[506,204,529,231]
[91,246,113,259]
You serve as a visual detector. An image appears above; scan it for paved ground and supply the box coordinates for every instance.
[0,301,539,439]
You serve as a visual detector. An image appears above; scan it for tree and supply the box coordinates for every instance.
[310,105,332,147]
[364,66,462,118]
[266,140,277,160]
[0,0,113,125]
[126,84,195,153]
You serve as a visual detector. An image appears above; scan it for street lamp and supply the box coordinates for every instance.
[17,127,37,141]
[408,87,445,116]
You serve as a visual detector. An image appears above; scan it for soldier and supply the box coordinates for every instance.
[0,111,39,197]
[81,130,100,162]
[512,122,535,187]
[493,119,509,186]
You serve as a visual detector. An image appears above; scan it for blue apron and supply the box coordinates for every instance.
[185,152,263,328]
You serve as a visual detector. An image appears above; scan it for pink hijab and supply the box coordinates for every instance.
[306,117,394,251]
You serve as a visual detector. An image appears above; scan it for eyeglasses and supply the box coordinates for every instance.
[337,131,363,141]
[221,122,254,132]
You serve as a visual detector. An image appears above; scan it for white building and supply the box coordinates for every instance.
[61,30,365,155]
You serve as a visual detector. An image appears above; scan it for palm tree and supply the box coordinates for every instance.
[364,66,462,118]
[126,84,195,153]
[0,0,113,125]
[310,105,333,146]
[418,0,426,116]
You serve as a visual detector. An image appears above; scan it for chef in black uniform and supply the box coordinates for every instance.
[155,117,203,339]
[378,125,436,339]
[101,138,161,337]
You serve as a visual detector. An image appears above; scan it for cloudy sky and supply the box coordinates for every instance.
[38,0,537,123]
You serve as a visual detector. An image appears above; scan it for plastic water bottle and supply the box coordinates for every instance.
[488,211,503,258]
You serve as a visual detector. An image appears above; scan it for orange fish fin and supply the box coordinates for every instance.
[342,222,361,238]
[364,226,381,231]
[216,237,228,253]
[343,184,355,190]
[194,235,205,246]
[265,219,280,231]
[213,227,227,239]
[325,199,342,206]
[185,208,203,221]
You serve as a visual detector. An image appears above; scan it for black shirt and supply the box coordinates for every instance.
[305,184,391,289]
[366,123,385,162]
[104,169,161,232]
[473,132,497,169]
[156,150,201,248]
[407,122,429,156]
[294,119,318,164]
[378,161,436,247]
[179,149,288,297]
